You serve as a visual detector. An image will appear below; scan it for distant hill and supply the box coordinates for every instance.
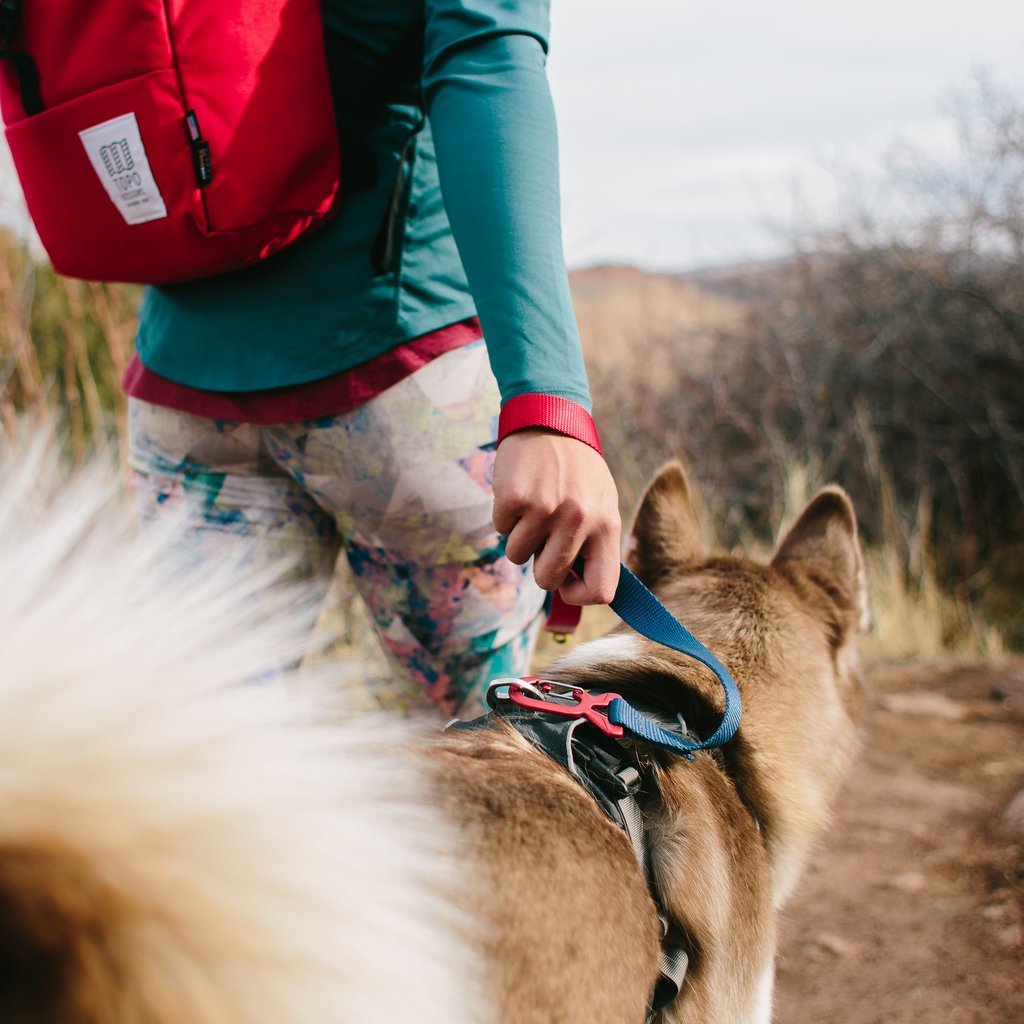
[568,264,749,382]
[682,258,797,305]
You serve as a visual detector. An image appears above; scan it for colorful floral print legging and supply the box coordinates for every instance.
[128,341,545,718]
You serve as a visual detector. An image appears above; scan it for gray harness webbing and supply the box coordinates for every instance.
[449,703,690,1020]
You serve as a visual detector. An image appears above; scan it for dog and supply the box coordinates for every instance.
[0,450,864,1023]
[0,446,486,1024]
[427,461,867,1023]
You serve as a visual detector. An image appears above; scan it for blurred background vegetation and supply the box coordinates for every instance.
[2,77,1020,662]
[0,238,138,461]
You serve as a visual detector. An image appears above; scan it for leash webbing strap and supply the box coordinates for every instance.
[607,563,742,755]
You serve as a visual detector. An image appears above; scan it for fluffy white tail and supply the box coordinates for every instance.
[0,442,484,1024]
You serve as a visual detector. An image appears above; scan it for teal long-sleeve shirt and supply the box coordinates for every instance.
[134,0,591,412]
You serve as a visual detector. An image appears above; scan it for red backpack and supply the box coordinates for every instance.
[0,0,341,284]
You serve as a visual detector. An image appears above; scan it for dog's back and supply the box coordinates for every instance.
[427,463,867,1023]
[0,449,484,1024]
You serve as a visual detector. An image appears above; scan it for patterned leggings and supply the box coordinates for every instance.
[128,341,545,718]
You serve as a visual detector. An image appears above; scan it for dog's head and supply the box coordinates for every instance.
[626,459,867,682]
[633,462,867,903]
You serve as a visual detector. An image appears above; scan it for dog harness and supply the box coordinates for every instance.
[455,679,694,1019]
[449,563,743,1020]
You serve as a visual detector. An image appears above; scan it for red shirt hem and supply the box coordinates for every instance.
[123,318,483,425]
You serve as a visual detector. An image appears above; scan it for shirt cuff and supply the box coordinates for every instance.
[497,393,603,456]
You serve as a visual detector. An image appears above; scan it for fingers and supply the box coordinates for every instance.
[529,518,586,592]
[492,429,622,605]
[502,512,553,568]
[558,527,620,606]
[491,491,523,539]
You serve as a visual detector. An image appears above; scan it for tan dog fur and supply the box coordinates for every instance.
[428,462,867,1023]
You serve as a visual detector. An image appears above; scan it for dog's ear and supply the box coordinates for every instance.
[771,487,869,644]
[625,461,707,587]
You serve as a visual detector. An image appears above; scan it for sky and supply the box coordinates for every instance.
[1,3,1021,273]
[547,0,1024,270]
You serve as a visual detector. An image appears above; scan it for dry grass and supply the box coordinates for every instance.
[772,461,1007,665]
[0,229,138,464]
[860,545,1006,664]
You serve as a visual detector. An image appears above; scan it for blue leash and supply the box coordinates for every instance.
[605,563,742,759]
[496,563,742,759]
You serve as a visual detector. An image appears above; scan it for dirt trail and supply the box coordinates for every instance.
[775,662,1024,1023]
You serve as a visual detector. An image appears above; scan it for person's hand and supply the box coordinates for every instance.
[492,429,621,605]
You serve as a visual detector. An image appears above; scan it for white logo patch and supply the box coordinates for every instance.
[79,113,168,225]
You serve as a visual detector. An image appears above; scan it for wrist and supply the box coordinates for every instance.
[497,394,603,456]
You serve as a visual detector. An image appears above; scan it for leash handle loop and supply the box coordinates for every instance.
[608,563,742,752]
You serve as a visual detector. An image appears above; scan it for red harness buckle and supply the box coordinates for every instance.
[505,678,624,738]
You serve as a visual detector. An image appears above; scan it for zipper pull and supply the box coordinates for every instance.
[185,110,213,187]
